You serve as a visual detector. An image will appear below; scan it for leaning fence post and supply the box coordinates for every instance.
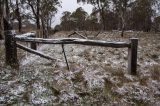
[128,38,138,75]
[4,30,19,68]
[30,34,37,50]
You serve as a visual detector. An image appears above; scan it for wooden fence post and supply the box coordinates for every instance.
[4,30,19,68]
[128,38,138,75]
[30,34,37,50]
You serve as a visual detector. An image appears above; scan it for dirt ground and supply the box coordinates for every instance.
[0,31,160,106]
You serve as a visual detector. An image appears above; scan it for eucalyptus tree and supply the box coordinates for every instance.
[22,0,41,30]
[131,0,158,31]
[153,0,160,32]
[61,11,71,22]
[77,0,110,30]
[60,10,100,31]
[21,0,60,37]
[0,0,11,39]
[15,0,22,32]
[60,11,72,30]
[70,7,88,30]
[112,0,135,37]
[40,0,60,37]
[9,0,22,32]
[84,12,100,31]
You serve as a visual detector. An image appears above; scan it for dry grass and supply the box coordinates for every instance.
[150,64,160,80]
[0,31,160,105]
[139,76,148,86]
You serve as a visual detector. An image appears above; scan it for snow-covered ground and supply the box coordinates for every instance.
[0,31,160,105]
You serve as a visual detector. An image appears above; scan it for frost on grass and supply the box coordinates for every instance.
[0,32,160,105]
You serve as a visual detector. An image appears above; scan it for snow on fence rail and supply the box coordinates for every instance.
[4,30,138,75]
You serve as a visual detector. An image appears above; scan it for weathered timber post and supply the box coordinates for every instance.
[4,30,19,68]
[128,38,138,75]
[30,34,37,50]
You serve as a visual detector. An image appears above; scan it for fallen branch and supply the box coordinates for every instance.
[82,30,101,38]
[83,30,88,37]
[67,31,76,37]
[16,43,56,61]
[68,31,87,39]
[94,30,101,37]
[74,31,88,39]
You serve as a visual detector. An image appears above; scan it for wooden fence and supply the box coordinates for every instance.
[4,30,138,75]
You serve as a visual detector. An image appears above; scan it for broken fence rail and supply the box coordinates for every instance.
[5,30,138,75]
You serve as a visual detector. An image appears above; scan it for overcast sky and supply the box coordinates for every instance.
[53,0,93,27]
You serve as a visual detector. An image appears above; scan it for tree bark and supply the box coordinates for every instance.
[120,3,127,37]
[5,0,10,23]
[16,0,22,33]
[41,17,47,38]
[0,0,4,39]
[121,13,125,37]
[4,16,18,68]
[36,0,40,30]
[97,0,106,30]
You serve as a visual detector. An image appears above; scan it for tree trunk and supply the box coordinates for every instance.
[16,0,22,33]
[121,11,126,37]
[18,17,22,32]
[5,0,10,20]
[47,18,51,34]
[41,17,47,38]
[36,0,40,30]
[36,16,40,30]
[121,16,125,37]
[101,9,106,30]
[0,0,4,39]
[97,0,106,31]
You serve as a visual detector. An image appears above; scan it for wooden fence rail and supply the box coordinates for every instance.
[15,37,130,48]
[4,30,138,75]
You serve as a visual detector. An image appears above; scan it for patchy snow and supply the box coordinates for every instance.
[10,85,25,96]
[0,31,160,105]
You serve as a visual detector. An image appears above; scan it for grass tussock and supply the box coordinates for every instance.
[139,76,148,86]
[150,64,160,80]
